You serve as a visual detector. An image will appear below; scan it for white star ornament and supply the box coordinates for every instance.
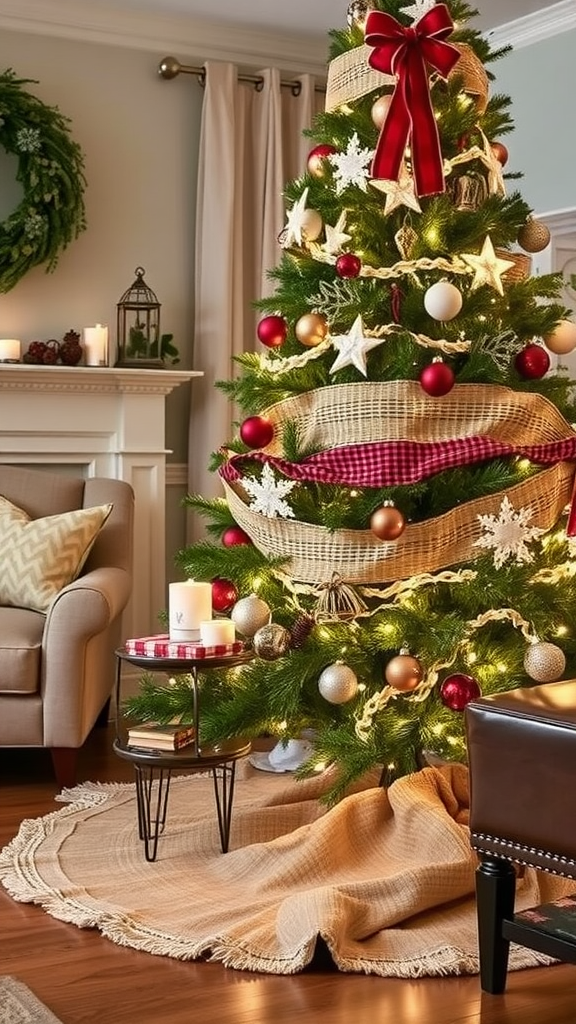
[329,315,385,376]
[461,236,515,296]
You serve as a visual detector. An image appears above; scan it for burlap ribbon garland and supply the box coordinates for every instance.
[221,382,576,585]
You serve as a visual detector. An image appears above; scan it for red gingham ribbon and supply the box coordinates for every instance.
[220,435,576,489]
[364,5,460,196]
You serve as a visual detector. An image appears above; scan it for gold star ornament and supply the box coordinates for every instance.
[369,165,422,216]
[461,235,516,295]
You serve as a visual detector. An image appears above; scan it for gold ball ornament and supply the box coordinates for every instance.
[318,662,359,704]
[385,650,423,692]
[301,208,323,243]
[253,622,292,660]
[543,319,576,356]
[517,217,551,254]
[231,593,271,638]
[524,642,566,683]
[370,503,406,541]
[295,312,329,348]
[371,94,392,130]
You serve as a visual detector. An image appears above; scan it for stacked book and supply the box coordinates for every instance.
[127,722,196,752]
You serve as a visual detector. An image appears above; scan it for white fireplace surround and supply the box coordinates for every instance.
[0,364,201,639]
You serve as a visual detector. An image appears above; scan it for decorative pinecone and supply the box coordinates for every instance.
[290,613,315,649]
[60,328,82,365]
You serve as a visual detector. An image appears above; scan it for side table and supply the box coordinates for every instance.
[113,648,253,861]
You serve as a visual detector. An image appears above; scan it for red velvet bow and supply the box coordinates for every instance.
[365,4,460,197]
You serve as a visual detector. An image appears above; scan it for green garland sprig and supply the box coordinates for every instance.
[0,69,87,292]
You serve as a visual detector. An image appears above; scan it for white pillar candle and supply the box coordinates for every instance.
[199,618,236,646]
[83,324,109,366]
[0,339,20,362]
[169,580,212,641]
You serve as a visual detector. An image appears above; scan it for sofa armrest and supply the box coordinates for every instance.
[41,566,132,747]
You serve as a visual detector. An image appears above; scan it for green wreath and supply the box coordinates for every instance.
[0,70,87,292]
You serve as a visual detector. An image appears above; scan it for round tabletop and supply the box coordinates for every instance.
[113,735,251,769]
[115,648,254,673]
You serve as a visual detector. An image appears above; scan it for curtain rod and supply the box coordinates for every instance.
[158,56,326,95]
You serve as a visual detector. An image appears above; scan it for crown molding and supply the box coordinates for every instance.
[485,0,576,49]
[0,0,328,77]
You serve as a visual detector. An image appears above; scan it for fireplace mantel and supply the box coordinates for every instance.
[0,365,202,637]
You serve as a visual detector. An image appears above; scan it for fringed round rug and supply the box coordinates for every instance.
[0,763,571,976]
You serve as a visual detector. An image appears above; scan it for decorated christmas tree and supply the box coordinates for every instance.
[128,0,576,802]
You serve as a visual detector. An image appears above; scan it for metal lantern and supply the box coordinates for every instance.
[115,266,164,367]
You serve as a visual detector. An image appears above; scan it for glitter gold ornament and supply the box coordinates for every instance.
[231,593,271,638]
[394,218,418,259]
[295,312,329,348]
[318,661,359,704]
[253,622,292,660]
[523,642,566,683]
[346,0,376,32]
[384,649,423,692]
[518,216,551,254]
[370,503,406,541]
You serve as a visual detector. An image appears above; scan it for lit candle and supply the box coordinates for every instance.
[83,324,108,366]
[0,339,21,362]
[169,580,212,641]
[199,618,236,646]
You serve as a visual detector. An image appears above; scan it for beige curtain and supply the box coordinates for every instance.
[188,61,323,541]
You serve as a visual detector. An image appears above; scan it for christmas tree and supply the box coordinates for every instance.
[128,0,576,803]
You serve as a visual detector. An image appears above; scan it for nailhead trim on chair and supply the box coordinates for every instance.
[470,831,576,878]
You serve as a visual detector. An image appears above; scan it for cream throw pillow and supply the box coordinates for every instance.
[0,496,112,613]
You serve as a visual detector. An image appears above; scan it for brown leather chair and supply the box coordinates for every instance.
[465,679,576,993]
[0,465,134,787]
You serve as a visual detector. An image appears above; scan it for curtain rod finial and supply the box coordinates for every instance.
[158,56,181,80]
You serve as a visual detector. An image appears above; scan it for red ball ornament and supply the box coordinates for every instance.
[439,673,481,711]
[240,415,274,449]
[222,525,252,547]
[307,144,337,179]
[257,315,288,349]
[514,344,550,380]
[419,360,455,397]
[335,253,362,279]
[211,577,239,613]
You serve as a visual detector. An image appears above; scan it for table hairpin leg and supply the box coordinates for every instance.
[134,765,172,862]
[211,761,238,854]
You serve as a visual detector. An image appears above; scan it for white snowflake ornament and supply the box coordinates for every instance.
[474,495,545,569]
[328,133,374,196]
[243,462,296,519]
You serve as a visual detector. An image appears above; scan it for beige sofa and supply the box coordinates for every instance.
[0,465,134,787]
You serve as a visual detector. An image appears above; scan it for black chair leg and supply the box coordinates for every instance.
[475,854,516,994]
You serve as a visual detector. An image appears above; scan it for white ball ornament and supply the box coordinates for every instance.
[543,319,576,356]
[424,281,463,321]
[523,642,566,683]
[318,662,359,704]
[231,593,271,638]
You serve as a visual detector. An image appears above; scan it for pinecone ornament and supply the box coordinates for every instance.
[60,329,83,366]
[290,613,315,649]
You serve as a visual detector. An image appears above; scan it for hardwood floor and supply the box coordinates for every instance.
[0,725,574,1024]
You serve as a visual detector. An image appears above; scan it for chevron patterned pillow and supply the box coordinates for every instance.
[0,496,113,613]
